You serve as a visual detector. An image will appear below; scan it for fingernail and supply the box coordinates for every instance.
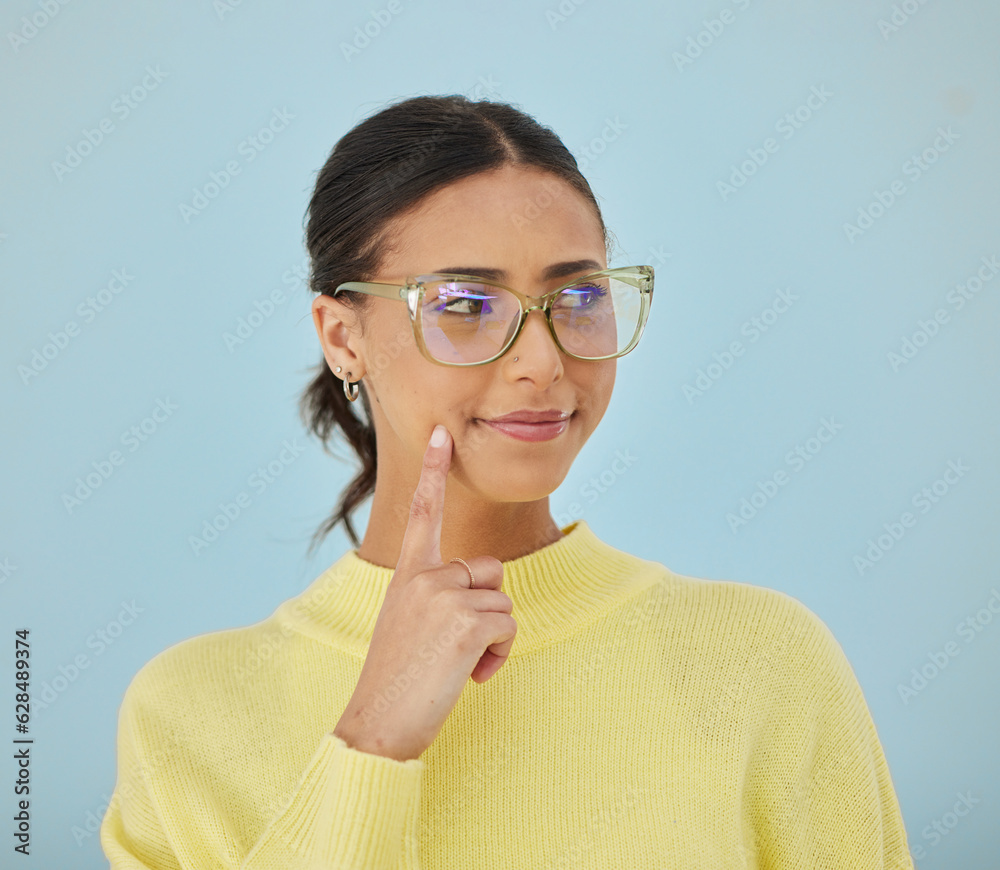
[430,425,447,447]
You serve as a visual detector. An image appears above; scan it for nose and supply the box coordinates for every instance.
[507,306,563,362]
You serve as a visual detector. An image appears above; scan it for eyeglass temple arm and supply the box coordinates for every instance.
[333,281,408,300]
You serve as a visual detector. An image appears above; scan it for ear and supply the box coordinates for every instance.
[311,295,365,379]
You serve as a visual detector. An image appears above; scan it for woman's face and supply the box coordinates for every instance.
[312,164,615,508]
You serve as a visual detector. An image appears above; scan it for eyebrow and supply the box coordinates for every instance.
[431,259,604,283]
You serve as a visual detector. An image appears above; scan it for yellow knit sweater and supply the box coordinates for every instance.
[101,519,915,869]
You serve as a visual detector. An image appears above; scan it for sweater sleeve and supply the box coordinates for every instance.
[744,598,915,870]
[100,683,425,870]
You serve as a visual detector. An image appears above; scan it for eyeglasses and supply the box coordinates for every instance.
[331,265,654,367]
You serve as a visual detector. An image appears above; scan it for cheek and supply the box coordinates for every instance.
[577,362,616,413]
[369,350,470,431]
[368,352,424,416]
[365,315,418,380]
[362,313,420,398]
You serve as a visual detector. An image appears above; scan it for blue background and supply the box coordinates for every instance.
[2,0,998,866]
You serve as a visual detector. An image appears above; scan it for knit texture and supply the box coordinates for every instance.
[101,519,915,869]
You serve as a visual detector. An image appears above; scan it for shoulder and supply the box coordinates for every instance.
[650,565,832,636]
[634,569,871,734]
[638,566,851,684]
[119,615,296,719]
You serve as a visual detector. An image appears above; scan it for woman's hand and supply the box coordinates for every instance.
[333,424,517,762]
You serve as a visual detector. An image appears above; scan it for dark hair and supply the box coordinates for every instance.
[298,93,614,554]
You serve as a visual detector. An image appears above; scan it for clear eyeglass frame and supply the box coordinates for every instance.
[331,264,655,367]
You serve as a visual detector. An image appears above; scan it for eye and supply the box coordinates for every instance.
[555,282,608,309]
[433,284,497,317]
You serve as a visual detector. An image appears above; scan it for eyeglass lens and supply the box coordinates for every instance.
[418,275,642,364]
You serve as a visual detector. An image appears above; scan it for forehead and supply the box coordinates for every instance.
[376,165,606,279]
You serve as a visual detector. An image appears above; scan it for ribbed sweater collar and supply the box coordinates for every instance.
[276,520,664,656]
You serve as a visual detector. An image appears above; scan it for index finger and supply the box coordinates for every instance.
[396,424,452,577]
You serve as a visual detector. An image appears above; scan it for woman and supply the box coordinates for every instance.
[101,94,915,868]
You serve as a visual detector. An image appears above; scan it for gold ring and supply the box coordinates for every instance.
[449,557,475,589]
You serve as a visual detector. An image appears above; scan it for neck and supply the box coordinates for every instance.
[283,518,662,657]
[358,489,565,568]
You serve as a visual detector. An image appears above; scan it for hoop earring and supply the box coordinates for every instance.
[335,365,359,402]
[343,373,359,402]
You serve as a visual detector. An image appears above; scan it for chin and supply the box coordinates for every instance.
[462,461,573,502]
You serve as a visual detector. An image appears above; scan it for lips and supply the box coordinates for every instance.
[476,411,572,442]
[484,409,571,424]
